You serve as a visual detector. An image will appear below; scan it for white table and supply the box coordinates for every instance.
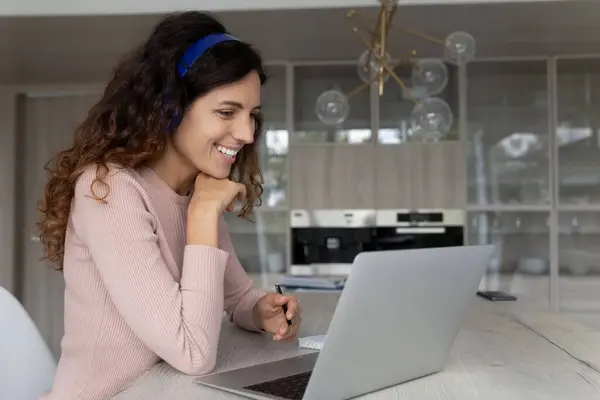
[113,292,600,400]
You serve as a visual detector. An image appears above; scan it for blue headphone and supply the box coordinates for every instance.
[177,33,239,77]
[170,33,240,130]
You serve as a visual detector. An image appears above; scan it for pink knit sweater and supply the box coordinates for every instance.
[41,166,265,400]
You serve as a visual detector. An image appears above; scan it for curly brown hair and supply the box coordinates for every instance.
[37,12,267,269]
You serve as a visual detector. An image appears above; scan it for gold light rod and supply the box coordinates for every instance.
[396,26,445,45]
[343,1,448,101]
[348,6,444,45]
[345,80,374,100]
[353,28,416,103]
[379,6,387,95]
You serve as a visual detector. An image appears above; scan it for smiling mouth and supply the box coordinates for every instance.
[215,144,240,158]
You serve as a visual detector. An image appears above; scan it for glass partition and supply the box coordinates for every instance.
[466,61,549,206]
[556,58,600,328]
[468,211,551,308]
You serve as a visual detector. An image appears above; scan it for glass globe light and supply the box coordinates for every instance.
[444,31,476,65]
[410,97,454,139]
[315,89,350,126]
[411,59,449,97]
[357,49,392,84]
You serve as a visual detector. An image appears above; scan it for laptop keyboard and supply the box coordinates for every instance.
[244,371,312,399]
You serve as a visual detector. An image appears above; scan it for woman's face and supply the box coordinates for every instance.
[171,71,262,180]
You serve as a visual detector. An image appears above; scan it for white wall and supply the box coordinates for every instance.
[0,0,566,17]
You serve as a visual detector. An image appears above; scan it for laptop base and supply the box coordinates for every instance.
[196,353,318,400]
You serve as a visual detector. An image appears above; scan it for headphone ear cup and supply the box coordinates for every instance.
[169,114,182,132]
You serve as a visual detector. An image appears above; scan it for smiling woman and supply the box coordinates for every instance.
[35,11,302,400]
[156,82,264,195]
[164,76,264,179]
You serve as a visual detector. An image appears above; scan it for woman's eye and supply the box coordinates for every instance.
[217,110,235,118]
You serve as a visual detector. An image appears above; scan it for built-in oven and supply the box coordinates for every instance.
[289,209,376,276]
[289,209,465,276]
[373,209,464,251]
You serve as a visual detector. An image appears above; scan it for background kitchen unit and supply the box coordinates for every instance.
[4,1,600,356]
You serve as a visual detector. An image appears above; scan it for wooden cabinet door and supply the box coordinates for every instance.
[375,142,466,209]
[289,144,375,209]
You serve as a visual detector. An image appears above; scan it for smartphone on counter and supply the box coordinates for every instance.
[476,290,517,302]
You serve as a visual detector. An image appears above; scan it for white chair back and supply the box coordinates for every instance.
[0,286,57,399]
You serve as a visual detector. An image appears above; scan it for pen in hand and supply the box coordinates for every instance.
[274,283,293,326]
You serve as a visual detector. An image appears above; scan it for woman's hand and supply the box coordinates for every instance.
[189,173,246,215]
[186,173,246,248]
[253,293,301,341]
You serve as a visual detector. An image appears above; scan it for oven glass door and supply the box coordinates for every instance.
[372,226,464,251]
[291,227,375,265]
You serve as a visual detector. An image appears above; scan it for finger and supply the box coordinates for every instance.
[225,201,235,212]
[236,183,247,200]
[274,325,292,341]
[284,316,301,338]
[275,315,301,341]
[283,298,300,321]
[272,295,300,320]
[259,294,281,313]
[277,333,297,342]
[224,183,245,212]
[270,313,292,339]
[272,294,293,306]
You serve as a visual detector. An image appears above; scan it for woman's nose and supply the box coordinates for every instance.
[233,116,255,144]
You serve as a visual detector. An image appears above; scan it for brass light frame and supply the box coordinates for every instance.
[344,1,453,101]
[314,0,475,134]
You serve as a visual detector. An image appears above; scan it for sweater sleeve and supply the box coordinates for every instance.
[71,168,227,376]
[219,218,266,332]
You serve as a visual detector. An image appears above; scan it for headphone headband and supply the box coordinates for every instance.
[177,33,239,77]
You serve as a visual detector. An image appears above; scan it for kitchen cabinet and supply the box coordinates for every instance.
[288,142,465,210]
[289,144,375,209]
[374,142,466,209]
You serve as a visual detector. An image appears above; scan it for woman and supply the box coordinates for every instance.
[37,12,301,400]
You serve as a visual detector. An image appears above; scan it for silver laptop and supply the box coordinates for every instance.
[196,245,494,400]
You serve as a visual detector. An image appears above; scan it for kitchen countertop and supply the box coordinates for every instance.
[113,291,600,399]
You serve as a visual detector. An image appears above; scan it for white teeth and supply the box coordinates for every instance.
[215,145,239,157]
